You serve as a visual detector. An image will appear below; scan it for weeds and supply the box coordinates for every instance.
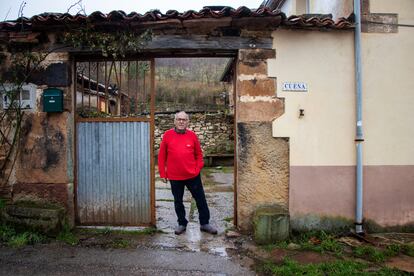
[353,245,386,263]
[258,258,405,276]
[402,244,414,257]
[0,224,15,242]
[57,224,79,246]
[262,241,289,252]
[260,258,367,275]
[156,199,174,202]
[7,231,46,248]
[111,238,130,248]
[77,226,162,236]
[223,217,233,223]
[0,223,46,248]
[289,231,345,257]
[385,243,414,258]
[0,198,6,210]
[189,199,197,220]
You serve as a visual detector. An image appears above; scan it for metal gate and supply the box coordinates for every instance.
[75,59,155,226]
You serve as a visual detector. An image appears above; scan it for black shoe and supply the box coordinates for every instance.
[200,224,218,235]
[174,225,186,235]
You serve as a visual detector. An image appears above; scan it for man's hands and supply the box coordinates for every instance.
[162,178,168,183]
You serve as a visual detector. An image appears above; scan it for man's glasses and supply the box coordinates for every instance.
[176,118,188,122]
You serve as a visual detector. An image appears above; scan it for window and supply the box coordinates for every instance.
[1,83,36,110]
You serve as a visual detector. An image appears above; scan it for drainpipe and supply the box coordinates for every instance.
[354,0,364,234]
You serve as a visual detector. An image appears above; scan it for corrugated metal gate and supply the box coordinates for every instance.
[75,59,155,226]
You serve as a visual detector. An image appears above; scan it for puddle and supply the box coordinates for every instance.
[154,166,236,259]
[209,247,228,257]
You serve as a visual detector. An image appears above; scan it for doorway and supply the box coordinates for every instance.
[154,57,236,234]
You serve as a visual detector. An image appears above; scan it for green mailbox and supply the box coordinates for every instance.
[43,88,63,112]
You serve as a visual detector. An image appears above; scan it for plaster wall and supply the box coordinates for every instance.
[311,0,353,20]
[269,16,414,229]
[7,52,75,223]
[281,0,353,19]
[362,0,414,166]
[370,0,414,24]
[269,29,356,167]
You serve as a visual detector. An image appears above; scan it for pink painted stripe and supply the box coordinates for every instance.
[290,165,414,226]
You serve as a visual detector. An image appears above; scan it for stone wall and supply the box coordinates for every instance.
[0,51,75,225]
[155,112,234,155]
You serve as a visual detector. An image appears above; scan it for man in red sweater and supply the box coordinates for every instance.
[158,111,217,235]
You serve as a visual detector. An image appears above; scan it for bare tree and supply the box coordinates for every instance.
[67,0,86,15]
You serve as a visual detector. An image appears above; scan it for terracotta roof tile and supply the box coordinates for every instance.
[0,7,353,32]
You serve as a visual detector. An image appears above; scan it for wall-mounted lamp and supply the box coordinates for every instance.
[299,109,305,118]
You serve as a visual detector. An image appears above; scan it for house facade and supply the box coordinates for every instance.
[0,0,412,233]
[268,0,414,231]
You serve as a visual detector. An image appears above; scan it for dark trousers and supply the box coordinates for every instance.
[170,174,210,226]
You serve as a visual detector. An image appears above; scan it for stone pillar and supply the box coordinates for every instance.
[236,49,289,232]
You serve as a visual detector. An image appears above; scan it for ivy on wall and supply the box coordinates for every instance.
[63,28,152,58]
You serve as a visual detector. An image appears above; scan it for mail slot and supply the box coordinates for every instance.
[43,88,63,112]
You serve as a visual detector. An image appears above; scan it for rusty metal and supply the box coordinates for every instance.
[233,58,238,227]
[88,61,91,109]
[96,62,99,111]
[77,121,151,225]
[81,71,84,110]
[76,60,153,117]
[76,117,151,122]
[105,62,108,113]
[150,58,156,225]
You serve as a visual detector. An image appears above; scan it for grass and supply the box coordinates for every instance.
[265,230,345,257]
[258,258,405,276]
[385,243,414,258]
[223,216,233,223]
[111,238,130,248]
[262,241,290,252]
[353,243,414,263]
[156,199,174,202]
[7,232,45,248]
[0,198,6,210]
[353,245,387,263]
[0,223,46,248]
[189,199,197,220]
[77,226,163,236]
[57,224,79,245]
[220,166,233,174]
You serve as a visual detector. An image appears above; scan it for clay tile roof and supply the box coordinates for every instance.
[0,7,354,32]
[283,14,354,29]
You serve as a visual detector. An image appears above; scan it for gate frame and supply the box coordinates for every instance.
[73,54,238,228]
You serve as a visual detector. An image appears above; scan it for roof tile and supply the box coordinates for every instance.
[0,7,353,32]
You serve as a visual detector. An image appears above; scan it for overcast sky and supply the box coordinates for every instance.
[0,0,262,21]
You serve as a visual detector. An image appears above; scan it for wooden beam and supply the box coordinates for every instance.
[146,35,273,50]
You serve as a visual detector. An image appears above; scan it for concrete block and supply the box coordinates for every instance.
[253,206,289,244]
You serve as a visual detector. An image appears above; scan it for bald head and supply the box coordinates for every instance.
[174,111,189,132]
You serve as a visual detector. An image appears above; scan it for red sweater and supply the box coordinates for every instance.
[158,128,204,180]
